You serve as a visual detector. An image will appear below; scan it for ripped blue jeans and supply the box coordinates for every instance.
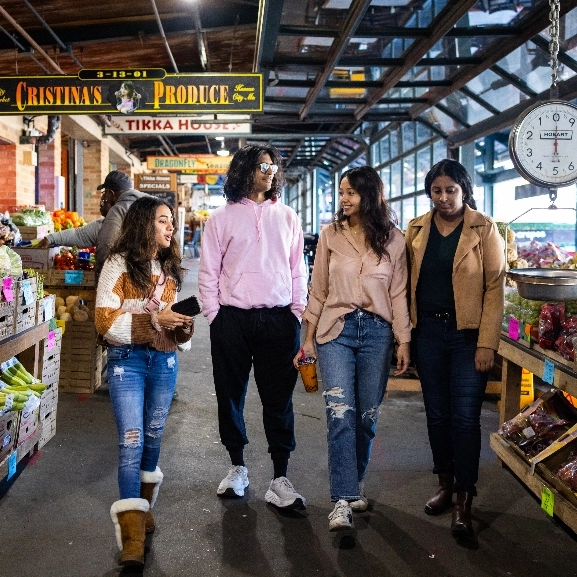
[317,310,394,501]
[107,344,177,500]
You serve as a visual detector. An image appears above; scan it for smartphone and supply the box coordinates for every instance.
[171,296,201,317]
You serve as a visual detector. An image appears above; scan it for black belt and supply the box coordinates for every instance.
[421,311,455,320]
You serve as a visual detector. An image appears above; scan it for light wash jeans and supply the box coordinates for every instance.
[107,344,178,499]
[317,309,394,501]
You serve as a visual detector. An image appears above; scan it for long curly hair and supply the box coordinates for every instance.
[424,159,477,210]
[334,166,397,263]
[223,144,285,202]
[109,196,183,296]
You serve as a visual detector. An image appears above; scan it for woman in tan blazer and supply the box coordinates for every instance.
[405,159,505,538]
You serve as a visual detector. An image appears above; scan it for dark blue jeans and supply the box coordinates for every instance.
[412,316,488,495]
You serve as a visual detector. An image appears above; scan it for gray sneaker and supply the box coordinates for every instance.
[265,476,306,510]
[217,466,249,498]
[349,481,368,512]
[328,500,354,531]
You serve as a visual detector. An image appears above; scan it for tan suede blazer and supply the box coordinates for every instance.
[405,205,505,351]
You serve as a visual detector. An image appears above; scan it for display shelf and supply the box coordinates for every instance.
[495,335,577,533]
[490,433,577,530]
[0,322,49,483]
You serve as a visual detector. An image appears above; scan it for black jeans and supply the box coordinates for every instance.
[412,316,489,495]
[209,305,301,457]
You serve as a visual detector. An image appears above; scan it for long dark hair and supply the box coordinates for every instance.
[335,166,396,262]
[109,196,183,296]
[424,159,477,210]
[223,144,285,202]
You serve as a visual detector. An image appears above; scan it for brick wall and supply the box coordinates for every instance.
[82,139,110,222]
[38,124,62,212]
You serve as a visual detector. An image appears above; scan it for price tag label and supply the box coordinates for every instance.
[42,299,53,322]
[7,451,16,480]
[543,359,555,385]
[22,281,33,305]
[508,317,520,340]
[541,485,554,517]
[2,277,13,302]
[64,270,84,285]
[47,330,56,350]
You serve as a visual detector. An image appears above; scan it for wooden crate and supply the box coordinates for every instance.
[46,269,96,288]
[535,434,577,509]
[58,321,103,393]
[18,223,54,241]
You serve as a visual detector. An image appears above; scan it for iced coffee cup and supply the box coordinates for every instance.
[297,350,318,393]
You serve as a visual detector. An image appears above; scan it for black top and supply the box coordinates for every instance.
[416,218,464,315]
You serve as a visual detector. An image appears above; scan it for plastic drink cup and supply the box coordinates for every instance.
[297,349,318,393]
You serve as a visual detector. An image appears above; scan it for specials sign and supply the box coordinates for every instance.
[0,70,262,114]
[105,116,252,135]
[147,154,232,174]
[135,174,177,191]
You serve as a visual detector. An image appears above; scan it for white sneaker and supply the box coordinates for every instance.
[349,481,368,512]
[265,476,306,510]
[328,500,354,531]
[217,466,249,498]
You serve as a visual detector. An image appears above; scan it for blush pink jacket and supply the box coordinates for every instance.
[302,222,411,345]
[198,198,308,324]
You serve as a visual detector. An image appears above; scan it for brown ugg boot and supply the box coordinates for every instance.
[140,467,164,534]
[110,498,149,566]
[424,472,454,515]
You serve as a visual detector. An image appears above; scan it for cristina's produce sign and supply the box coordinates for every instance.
[0,69,262,114]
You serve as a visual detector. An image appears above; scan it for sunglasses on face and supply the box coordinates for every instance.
[256,162,279,174]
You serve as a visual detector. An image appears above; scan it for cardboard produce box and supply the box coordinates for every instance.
[0,411,18,463]
[12,246,58,271]
[0,299,15,340]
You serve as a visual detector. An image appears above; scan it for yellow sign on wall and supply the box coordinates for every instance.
[146,154,232,174]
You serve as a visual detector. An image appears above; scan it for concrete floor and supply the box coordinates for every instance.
[0,258,576,577]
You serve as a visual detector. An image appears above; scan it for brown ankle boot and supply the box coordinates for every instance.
[424,473,454,515]
[140,467,164,534]
[110,498,149,566]
[451,492,473,537]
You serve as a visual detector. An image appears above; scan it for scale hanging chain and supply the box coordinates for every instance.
[549,0,560,87]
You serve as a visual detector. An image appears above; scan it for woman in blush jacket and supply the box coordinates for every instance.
[405,159,505,538]
[297,166,411,532]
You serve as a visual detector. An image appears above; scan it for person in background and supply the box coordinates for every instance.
[405,159,505,538]
[95,170,150,274]
[96,196,193,567]
[297,166,411,532]
[38,188,116,249]
[199,144,308,510]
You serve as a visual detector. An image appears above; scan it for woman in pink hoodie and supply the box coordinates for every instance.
[199,144,308,509]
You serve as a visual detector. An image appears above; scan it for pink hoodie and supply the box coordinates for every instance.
[198,198,308,324]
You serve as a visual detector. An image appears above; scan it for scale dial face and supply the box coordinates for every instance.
[509,100,577,188]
